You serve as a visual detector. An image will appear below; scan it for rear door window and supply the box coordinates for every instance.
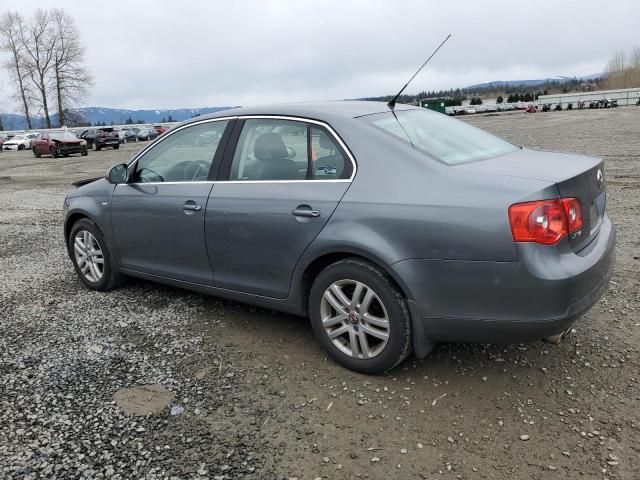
[228,119,351,181]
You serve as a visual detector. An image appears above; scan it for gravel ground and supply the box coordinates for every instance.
[1,108,639,479]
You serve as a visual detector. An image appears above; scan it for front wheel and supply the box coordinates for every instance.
[113,144,119,150]
[309,258,412,374]
[81,146,88,156]
[68,219,123,291]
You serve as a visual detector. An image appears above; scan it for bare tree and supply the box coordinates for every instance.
[50,9,93,127]
[20,9,57,128]
[0,12,33,129]
[604,48,640,89]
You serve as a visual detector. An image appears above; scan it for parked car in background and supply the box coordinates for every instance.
[2,132,38,151]
[154,125,168,135]
[119,128,139,143]
[62,101,615,373]
[32,131,88,158]
[136,127,159,141]
[79,128,120,151]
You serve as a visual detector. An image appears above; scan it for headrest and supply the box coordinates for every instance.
[254,132,288,161]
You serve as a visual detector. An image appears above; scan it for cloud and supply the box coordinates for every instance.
[1,0,638,111]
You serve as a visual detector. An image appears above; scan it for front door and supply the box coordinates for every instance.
[111,119,232,285]
[205,117,355,298]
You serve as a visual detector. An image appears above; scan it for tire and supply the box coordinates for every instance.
[50,146,59,158]
[33,149,41,158]
[68,218,124,291]
[18,144,25,151]
[91,141,96,150]
[309,258,412,374]
[96,144,102,151]
[81,146,88,157]
[113,144,119,150]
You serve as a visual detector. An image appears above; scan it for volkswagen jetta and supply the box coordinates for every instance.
[63,101,615,373]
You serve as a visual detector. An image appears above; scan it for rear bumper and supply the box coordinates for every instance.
[96,139,119,146]
[392,215,616,343]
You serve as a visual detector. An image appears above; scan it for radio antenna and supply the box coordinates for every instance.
[387,33,452,110]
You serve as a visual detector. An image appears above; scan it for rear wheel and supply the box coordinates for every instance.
[49,146,59,158]
[309,258,412,374]
[81,146,88,156]
[33,149,41,158]
[69,219,123,291]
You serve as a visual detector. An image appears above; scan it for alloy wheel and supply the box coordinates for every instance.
[320,279,390,359]
[73,230,104,282]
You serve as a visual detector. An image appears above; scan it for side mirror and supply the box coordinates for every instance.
[106,164,128,184]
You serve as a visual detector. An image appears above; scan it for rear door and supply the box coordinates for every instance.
[205,117,355,298]
[110,118,233,285]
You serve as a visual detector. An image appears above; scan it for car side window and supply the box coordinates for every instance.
[230,119,309,181]
[229,119,351,181]
[132,120,228,183]
[310,127,348,179]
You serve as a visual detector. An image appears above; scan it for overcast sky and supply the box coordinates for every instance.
[1,0,639,112]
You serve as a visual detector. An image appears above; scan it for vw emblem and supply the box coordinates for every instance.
[596,169,603,188]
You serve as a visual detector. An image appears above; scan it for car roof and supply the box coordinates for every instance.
[185,100,420,125]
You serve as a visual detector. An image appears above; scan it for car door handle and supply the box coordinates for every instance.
[291,206,320,218]
[182,202,202,212]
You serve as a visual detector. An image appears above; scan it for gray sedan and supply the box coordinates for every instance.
[63,101,615,373]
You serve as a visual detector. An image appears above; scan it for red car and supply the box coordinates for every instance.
[32,131,88,158]
[154,125,168,135]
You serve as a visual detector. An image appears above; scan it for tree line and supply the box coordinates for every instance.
[0,9,92,129]
[362,78,603,106]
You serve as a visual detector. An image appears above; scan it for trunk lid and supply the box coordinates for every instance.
[456,148,606,251]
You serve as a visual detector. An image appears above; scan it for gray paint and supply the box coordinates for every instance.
[63,101,615,350]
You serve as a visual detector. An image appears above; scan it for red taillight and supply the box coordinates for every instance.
[508,198,583,245]
[561,197,583,233]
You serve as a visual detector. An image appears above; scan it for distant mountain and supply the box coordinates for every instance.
[464,74,602,90]
[0,105,239,131]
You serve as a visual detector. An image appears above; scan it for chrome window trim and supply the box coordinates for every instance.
[125,114,357,185]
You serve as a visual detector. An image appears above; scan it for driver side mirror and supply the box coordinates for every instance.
[106,164,129,184]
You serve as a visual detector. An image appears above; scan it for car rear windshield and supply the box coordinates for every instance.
[362,109,518,165]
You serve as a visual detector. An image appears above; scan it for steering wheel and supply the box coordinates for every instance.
[285,145,296,159]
